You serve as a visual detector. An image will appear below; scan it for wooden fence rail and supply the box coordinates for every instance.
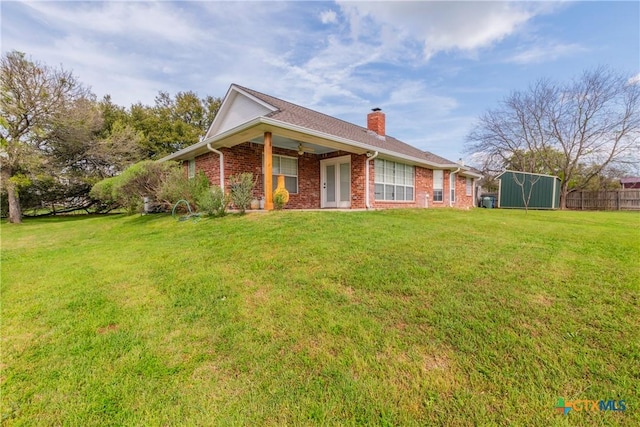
[566,189,640,211]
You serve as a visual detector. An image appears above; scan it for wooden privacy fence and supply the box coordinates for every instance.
[566,189,640,210]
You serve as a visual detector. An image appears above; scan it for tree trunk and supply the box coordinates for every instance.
[2,169,22,223]
[559,183,568,210]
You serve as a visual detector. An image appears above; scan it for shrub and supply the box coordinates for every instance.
[89,177,117,205]
[228,173,255,214]
[91,160,181,214]
[273,191,287,210]
[157,170,209,211]
[196,185,229,217]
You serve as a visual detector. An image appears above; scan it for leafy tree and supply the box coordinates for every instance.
[1,51,93,223]
[129,91,222,159]
[466,67,640,208]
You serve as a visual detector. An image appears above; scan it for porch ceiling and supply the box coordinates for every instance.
[162,119,369,161]
[248,134,336,155]
[217,122,369,155]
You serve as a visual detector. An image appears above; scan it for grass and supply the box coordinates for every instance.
[1,209,639,426]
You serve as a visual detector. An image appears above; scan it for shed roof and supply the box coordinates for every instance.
[620,177,640,184]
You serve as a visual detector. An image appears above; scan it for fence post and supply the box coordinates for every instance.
[581,191,584,211]
[617,191,620,211]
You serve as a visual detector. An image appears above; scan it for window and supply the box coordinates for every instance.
[188,159,196,179]
[374,159,414,201]
[433,170,443,202]
[466,177,472,196]
[450,172,456,203]
[265,154,298,193]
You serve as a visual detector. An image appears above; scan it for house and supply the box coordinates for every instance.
[496,170,561,209]
[161,84,482,210]
[620,177,640,189]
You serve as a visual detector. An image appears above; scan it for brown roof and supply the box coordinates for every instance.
[235,84,459,167]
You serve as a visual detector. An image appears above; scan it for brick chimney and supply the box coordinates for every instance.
[367,108,385,136]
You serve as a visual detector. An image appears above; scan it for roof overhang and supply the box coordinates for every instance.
[496,170,560,180]
[459,170,483,179]
[161,116,478,173]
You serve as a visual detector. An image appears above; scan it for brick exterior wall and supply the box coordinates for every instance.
[188,142,476,210]
[455,174,475,209]
[368,163,476,209]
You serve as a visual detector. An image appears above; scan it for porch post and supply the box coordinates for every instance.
[264,131,274,210]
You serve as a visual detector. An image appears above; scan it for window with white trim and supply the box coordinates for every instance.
[466,177,472,196]
[450,172,456,203]
[188,159,196,179]
[374,159,414,201]
[433,170,443,202]
[265,154,298,194]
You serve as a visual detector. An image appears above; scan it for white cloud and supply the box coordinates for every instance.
[628,73,640,85]
[320,9,337,24]
[508,42,587,64]
[21,2,203,44]
[3,0,604,162]
[335,1,553,61]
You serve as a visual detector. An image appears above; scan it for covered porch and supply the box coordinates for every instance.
[190,124,374,210]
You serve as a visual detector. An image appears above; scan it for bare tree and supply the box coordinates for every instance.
[1,51,92,223]
[466,67,640,209]
[511,171,541,213]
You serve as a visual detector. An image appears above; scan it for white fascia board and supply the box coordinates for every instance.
[202,85,235,140]
[459,170,483,179]
[230,85,279,112]
[202,85,278,140]
[159,117,264,162]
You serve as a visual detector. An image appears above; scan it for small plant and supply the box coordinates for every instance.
[196,185,229,217]
[228,173,255,214]
[273,174,290,210]
[273,191,287,210]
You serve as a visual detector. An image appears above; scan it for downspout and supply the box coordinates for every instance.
[449,167,461,207]
[365,151,379,210]
[207,143,224,191]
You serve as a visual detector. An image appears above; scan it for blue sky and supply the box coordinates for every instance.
[2,1,639,162]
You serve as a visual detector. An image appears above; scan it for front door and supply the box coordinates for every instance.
[321,156,351,208]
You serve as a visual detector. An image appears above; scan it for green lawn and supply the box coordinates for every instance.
[1,209,638,426]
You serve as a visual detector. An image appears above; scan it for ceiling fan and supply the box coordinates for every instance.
[297,143,315,155]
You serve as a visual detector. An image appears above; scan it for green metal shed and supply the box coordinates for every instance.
[497,171,561,209]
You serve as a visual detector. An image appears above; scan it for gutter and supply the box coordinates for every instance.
[450,167,461,207]
[365,151,379,209]
[207,143,225,191]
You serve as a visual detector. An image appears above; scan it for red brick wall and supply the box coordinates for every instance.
[455,174,476,209]
[351,154,367,209]
[192,142,322,209]
[367,163,476,209]
[191,142,475,209]
[370,163,430,209]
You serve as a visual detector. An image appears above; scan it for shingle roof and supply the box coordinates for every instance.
[234,84,459,167]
